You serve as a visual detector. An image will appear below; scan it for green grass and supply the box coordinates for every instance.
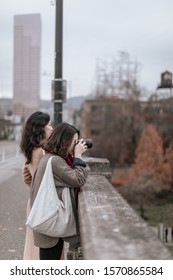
[132,203,173,227]
[116,183,173,227]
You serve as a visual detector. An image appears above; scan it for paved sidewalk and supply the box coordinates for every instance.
[0,141,70,260]
[0,140,20,161]
[0,168,28,260]
[0,140,27,260]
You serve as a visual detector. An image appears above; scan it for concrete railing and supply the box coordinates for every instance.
[68,157,173,260]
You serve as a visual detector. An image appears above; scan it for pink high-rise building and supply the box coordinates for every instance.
[13,14,41,119]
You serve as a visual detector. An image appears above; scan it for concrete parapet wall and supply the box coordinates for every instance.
[77,157,173,260]
[84,156,112,181]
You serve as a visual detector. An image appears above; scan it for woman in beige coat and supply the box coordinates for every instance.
[30,123,90,260]
[20,111,53,259]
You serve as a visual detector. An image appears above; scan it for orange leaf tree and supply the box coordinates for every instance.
[131,124,163,179]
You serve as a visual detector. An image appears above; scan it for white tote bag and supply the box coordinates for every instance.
[26,156,77,237]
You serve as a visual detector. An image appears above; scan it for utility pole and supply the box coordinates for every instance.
[52,0,66,126]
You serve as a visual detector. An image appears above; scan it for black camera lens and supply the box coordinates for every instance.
[85,139,93,149]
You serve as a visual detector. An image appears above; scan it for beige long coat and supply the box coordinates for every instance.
[30,153,89,249]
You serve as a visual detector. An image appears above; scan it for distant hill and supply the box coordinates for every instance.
[0,98,13,110]
[0,94,94,112]
[63,95,94,110]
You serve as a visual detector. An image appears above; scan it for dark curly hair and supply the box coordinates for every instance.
[43,123,79,158]
[20,111,50,164]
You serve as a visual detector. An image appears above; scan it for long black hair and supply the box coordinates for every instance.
[20,111,50,164]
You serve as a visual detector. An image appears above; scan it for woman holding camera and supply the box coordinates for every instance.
[30,123,90,260]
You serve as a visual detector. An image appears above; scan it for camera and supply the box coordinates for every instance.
[85,138,93,149]
[77,138,93,149]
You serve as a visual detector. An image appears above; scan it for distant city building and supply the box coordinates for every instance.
[157,71,173,89]
[13,14,41,119]
[80,97,130,157]
[156,71,173,100]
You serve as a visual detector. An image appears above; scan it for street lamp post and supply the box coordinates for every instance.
[52,0,66,126]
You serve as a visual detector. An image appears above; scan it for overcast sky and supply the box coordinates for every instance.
[0,0,173,100]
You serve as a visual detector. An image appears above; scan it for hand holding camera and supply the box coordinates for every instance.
[83,139,93,149]
[74,138,93,158]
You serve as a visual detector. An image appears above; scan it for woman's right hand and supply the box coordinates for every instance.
[74,139,87,158]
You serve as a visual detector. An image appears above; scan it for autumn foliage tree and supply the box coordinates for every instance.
[122,124,164,218]
[116,123,173,193]
[162,145,173,189]
[112,124,164,187]
[131,124,163,179]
